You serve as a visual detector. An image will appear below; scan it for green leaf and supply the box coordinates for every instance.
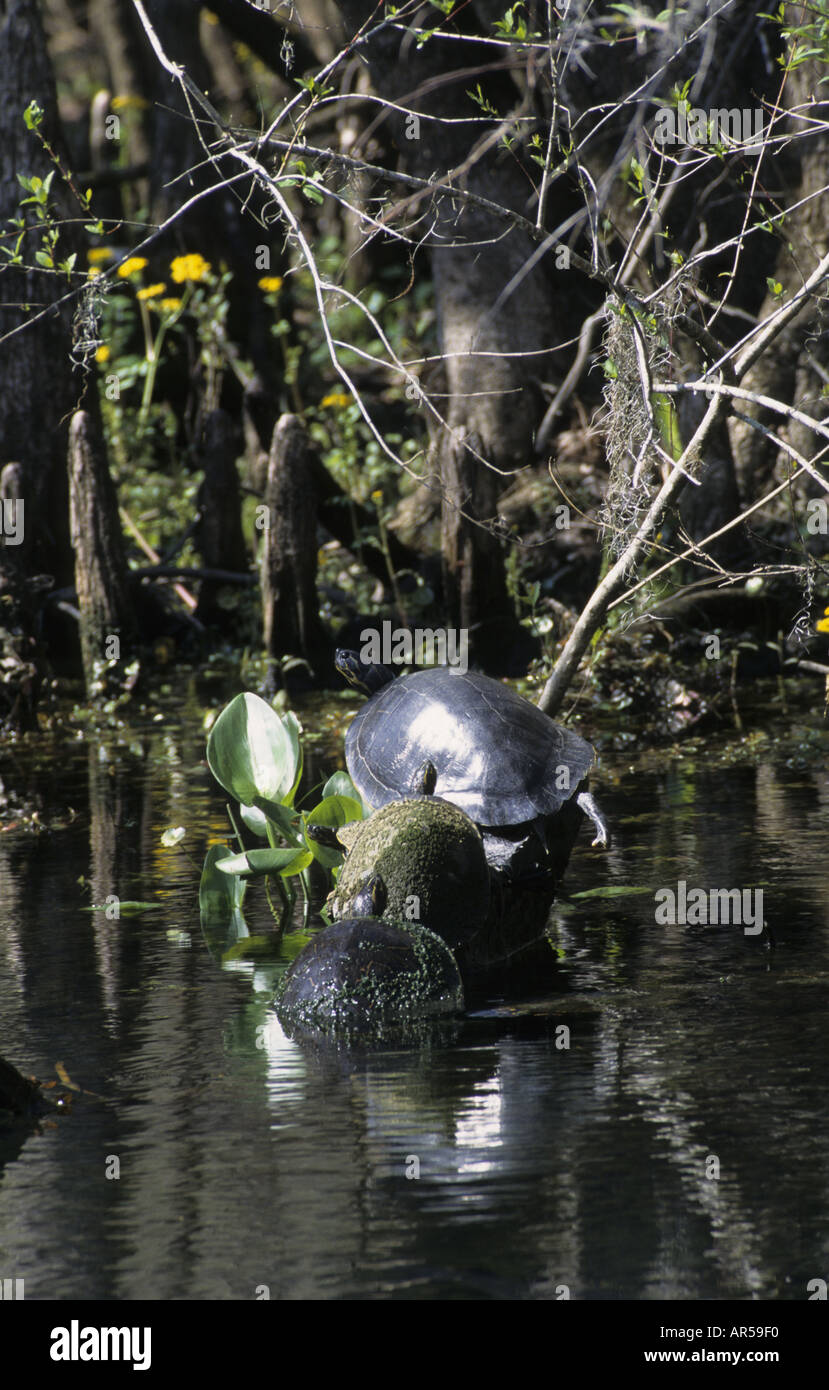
[216,845,313,878]
[239,802,269,838]
[83,900,162,914]
[206,692,300,807]
[23,101,44,131]
[254,797,300,839]
[199,844,247,926]
[281,709,303,803]
[322,770,362,802]
[569,884,653,900]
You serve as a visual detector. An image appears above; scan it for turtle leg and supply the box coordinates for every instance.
[576,791,608,847]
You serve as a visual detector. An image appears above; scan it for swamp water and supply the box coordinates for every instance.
[0,677,827,1300]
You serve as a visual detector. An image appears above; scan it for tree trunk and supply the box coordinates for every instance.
[335,1,560,663]
[193,409,248,629]
[261,414,330,677]
[68,410,136,696]
[728,9,829,500]
[0,0,82,590]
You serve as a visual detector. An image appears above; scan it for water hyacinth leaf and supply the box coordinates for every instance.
[216,845,312,878]
[306,794,363,826]
[239,803,269,838]
[249,797,298,840]
[83,900,162,915]
[206,693,299,807]
[569,885,652,900]
[322,770,363,804]
[199,844,247,923]
[281,709,304,803]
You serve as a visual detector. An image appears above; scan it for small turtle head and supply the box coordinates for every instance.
[351,873,388,919]
[306,822,345,852]
[411,759,438,796]
[335,649,396,697]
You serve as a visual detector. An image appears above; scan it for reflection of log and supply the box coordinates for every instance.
[68,410,136,695]
[194,409,249,629]
[261,415,330,676]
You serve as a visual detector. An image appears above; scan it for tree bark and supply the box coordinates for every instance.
[727,8,829,500]
[0,0,82,589]
[193,408,248,628]
[261,414,330,676]
[68,410,136,695]
[335,1,559,662]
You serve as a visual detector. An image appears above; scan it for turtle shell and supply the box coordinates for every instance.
[330,796,490,948]
[345,667,595,826]
[276,918,464,1031]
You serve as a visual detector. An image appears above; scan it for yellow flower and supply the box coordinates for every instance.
[817,617,829,634]
[136,282,166,301]
[258,276,283,293]
[87,247,114,264]
[117,256,148,279]
[158,298,183,313]
[170,253,211,284]
[95,344,110,363]
[320,392,351,408]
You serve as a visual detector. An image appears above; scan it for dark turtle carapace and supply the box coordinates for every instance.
[336,649,607,881]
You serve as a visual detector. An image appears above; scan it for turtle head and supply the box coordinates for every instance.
[335,648,396,696]
[351,873,388,920]
[412,759,438,796]
[305,822,346,852]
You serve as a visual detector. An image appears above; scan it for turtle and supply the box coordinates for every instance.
[325,794,490,951]
[275,916,464,1035]
[335,648,608,883]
